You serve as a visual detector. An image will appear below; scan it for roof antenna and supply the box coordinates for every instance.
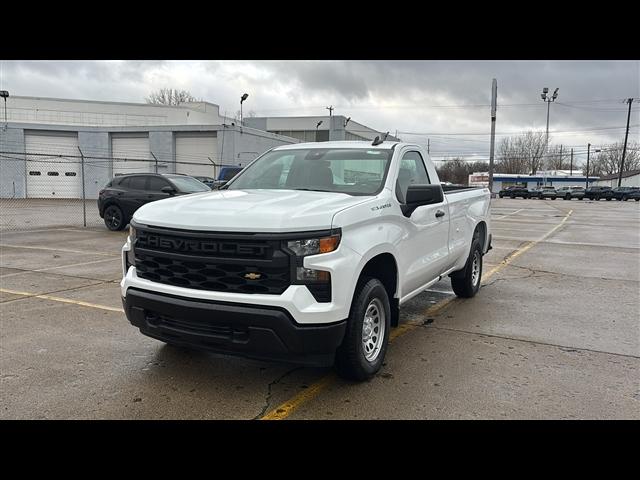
[371,135,381,146]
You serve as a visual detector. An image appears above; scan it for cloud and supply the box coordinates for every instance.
[1,59,638,165]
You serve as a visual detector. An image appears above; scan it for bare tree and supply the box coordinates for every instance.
[545,144,572,170]
[146,88,198,106]
[496,131,547,174]
[437,158,489,185]
[583,142,640,177]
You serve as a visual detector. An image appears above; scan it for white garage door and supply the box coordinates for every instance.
[112,135,151,176]
[25,132,81,199]
[175,133,217,177]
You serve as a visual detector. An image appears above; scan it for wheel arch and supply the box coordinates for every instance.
[355,252,400,327]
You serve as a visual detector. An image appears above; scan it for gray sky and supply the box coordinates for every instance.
[1,60,638,166]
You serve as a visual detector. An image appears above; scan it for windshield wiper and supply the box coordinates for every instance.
[292,188,335,193]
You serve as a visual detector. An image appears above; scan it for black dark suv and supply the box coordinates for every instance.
[612,186,640,201]
[584,186,614,201]
[498,186,530,199]
[98,174,210,231]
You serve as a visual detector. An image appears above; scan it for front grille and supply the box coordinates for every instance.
[134,227,291,295]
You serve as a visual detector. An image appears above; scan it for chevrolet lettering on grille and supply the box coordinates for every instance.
[140,234,268,257]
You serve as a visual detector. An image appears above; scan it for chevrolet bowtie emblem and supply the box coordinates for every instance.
[244,272,261,280]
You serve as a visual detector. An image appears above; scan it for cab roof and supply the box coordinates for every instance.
[272,141,403,151]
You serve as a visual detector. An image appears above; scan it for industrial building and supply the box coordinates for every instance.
[593,170,640,187]
[0,96,398,200]
[244,115,400,142]
[0,96,299,200]
[468,171,599,192]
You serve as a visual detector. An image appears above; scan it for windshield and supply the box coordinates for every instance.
[226,148,393,195]
[220,167,242,181]
[167,176,211,193]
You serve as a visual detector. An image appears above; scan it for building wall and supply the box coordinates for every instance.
[4,96,225,127]
[1,123,298,199]
[0,127,26,198]
[594,174,640,187]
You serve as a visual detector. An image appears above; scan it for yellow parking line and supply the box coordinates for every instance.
[259,209,573,420]
[0,288,123,312]
[0,244,119,257]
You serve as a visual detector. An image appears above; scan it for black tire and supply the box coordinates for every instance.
[551,196,556,200]
[498,193,503,198]
[104,204,127,231]
[565,194,571,200]
[635,198,639,201]
[510,194,515,199]
[335,277,391,381]
[579,197,583,200]
[450,238,483,299]
[606,197,612,201]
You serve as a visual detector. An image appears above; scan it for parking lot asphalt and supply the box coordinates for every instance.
[1,198,639,419]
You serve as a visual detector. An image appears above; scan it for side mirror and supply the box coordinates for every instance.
[401,184,443,217]
[161,185,176,195]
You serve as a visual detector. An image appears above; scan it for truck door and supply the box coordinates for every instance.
[395,150,450,295]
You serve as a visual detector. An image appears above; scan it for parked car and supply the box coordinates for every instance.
[98,173,211,231]
[121,141,492,380]
[529,186,557,199]
[584,186,614,201]
[627,189,640,201]
[193,176,216,189]
[612,186,640,201]
[556,186,586,200]
[211,166,243,189]
[498,185,530,199]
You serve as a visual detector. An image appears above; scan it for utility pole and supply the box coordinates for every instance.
[488,78,498,195]
[427,138,430,155]
[558,144,563,172]
[570,148,573,176]
[326,106,334,141]
[618,98,635,187]
[586,143,591,188]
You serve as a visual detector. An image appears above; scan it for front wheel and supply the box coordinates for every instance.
[606,197,612,201]
[450,238,483,298]
[335,277,391,381]
[104,205,127,231]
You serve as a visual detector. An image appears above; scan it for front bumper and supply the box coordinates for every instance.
[123,288,346,366]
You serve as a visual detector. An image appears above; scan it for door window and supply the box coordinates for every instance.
[147,176,170,192]
[396,151,431,203]
[128,176,146,190]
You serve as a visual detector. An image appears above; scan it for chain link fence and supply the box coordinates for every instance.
[0,149,238,232]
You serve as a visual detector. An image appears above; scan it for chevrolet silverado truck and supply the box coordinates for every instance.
[121,141,492,380]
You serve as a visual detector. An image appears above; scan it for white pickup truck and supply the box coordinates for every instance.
[121,141,491,380]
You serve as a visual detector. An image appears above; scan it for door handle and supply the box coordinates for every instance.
[435,210,445,218]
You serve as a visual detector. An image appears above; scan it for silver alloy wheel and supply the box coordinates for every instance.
[362,298,385,363]
[471,250,481,287]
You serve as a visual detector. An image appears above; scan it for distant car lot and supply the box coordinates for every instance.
[1,198,638,419]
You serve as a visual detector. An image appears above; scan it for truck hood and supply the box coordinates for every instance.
[133,189,370,232]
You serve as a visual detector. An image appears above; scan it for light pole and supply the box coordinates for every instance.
[618,98,635,187]
[240,93,249,126]
[0,90,9,129]
[540,87,559,154]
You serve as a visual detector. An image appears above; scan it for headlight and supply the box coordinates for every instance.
[287,234,340,256]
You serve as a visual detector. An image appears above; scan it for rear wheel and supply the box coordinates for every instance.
[606,197,612,201]
[622,196,628,201]
[450,238,483,298]
[335,277,390,381]
[104,205,127,231]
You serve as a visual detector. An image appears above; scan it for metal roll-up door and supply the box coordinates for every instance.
[25,132,81,199]
[175,133,217,177]
[112,134,150,176]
